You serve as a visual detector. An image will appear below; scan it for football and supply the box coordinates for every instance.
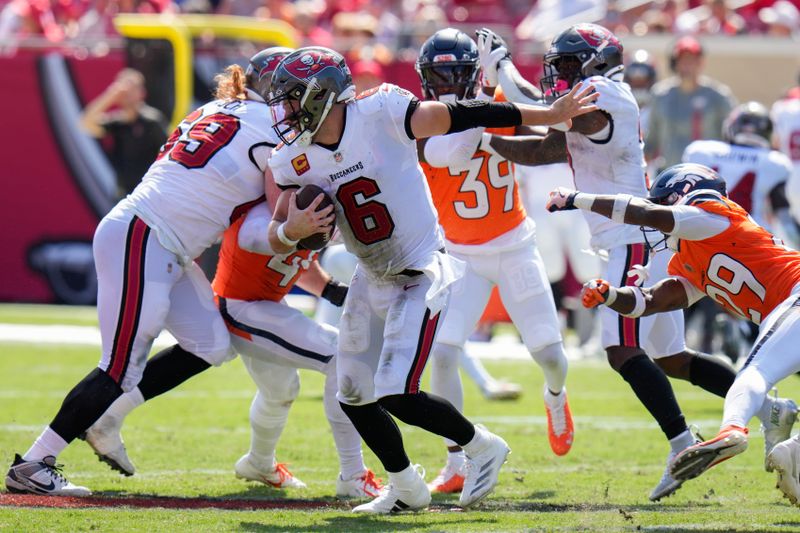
[294,184,335,250]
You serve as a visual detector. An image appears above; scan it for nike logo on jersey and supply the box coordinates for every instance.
[403,284,419,291]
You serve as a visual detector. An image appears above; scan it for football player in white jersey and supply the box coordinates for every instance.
[493,23,798,501]
[5,49,287,497]
[264,46,598,513]
[414,28,573,495]
[683,101,795,243]
[770,82,800,224]
[65,48,380,500]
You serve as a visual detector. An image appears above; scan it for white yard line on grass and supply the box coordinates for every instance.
[0,323,600,362]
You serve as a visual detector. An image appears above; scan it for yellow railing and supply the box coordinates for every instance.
[113,14,298,128]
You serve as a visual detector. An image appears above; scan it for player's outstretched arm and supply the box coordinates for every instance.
[268,190,335,254]
[486,131,567,165]
[409,82,598,140]
[546,187,677,233]
[581,277,690,318]
[296,261,349,307]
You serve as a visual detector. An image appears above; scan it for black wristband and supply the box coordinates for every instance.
[445,100,522,134]
[321,280,348,307]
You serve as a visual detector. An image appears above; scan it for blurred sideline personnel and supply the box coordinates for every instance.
[415,27,573,495]
[264,46,597,513]
[624,49,657,138]
[80,68,168,198]
[6,53,281,496]
[645,36,736,170]
[81,49,382,500]
[496,22,758,501]
[771,76,800,224]
[550,163,799,502]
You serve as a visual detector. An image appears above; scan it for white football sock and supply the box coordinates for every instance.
[388,463,419,488]
[24,426,69,461]
[722,366,770,430]
[323,366,365,480]
[669,428,695,454]
[531,342,568,394]
[104,387,145,421]
[430,342,464,448]
[247,390,289,466]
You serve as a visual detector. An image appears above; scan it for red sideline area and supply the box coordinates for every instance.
[0,493,348,511]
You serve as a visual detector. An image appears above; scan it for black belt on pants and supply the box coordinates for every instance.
[398,248,446,277]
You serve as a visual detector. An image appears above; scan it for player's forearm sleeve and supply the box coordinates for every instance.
[668,206,730,240]
[238,203,276,255]
[445,100,521,133]
[423,128,485,168]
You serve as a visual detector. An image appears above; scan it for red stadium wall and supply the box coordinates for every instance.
[0,50,540,304]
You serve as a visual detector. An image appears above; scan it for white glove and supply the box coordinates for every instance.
[626,263,650,287]
[477,32,508,89]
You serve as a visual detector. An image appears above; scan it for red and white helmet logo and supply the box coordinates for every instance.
[284,51,342,80]
[257,54,286,79]
[574,24,619,49]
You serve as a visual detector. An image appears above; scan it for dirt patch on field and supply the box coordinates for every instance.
[0,493,349,511]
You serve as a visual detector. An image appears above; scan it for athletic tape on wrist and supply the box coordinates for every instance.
[277,223,299,247]
[612,194,633,224]
[621,287,646,318]
[573,193,595,210]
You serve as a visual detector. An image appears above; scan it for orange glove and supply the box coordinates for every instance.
[581,279,615,308]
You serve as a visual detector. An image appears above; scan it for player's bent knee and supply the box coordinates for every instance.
[530,342,567,370]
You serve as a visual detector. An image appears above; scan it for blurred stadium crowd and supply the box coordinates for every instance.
[1,0,799,56]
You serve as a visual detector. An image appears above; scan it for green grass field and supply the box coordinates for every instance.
[2,306,800,531]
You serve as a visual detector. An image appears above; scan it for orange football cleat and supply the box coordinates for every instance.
[427,462,465,493]
[544,387,574,456]
[669,425,749,481]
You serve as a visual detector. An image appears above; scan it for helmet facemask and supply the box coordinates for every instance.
[417,62,479,102]
[540,54,584,100]
[269,79,337,147]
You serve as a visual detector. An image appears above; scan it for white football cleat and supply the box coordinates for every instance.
[762,395,798,472]
[351,465,430,514]
[650,450,684,502]
[5,454,91,496]
[83,413,135,476]
[767,436,800,506]
[481,381,523,401]
[336,469,383,499]
[650,428,701,501]
[234,454,307,489]
[459,426,510,508]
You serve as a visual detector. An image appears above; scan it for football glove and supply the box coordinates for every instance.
[546,187,580,212]
[321,280,348,307]
[581,279,615,309]
[476,28,510,89]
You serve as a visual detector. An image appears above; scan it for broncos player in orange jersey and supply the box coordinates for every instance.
[548,163,800,504]
[416,28,573,493]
